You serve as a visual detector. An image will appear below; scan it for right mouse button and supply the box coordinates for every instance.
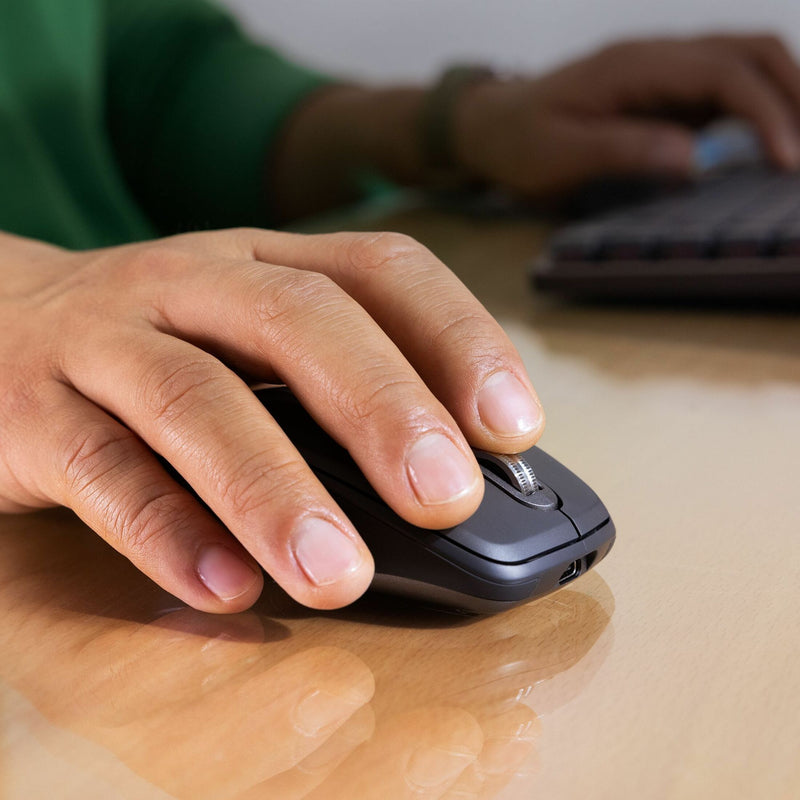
[524,447,610,536]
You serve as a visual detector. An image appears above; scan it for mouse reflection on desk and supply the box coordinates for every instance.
[257,387,615,614]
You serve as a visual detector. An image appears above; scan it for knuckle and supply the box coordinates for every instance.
[344,231,428,273]
[430,306,496,352]
[427,309,513,379]
[710,58,752,92]
[589,41,641,85]
[218,227,266,259]
[230,226,265,247]
[229,226,261,239]
[140,354,223,427]
[252,269,341,327]
[752,32,785,52]
[118,491,192,559]
[596,39,639,65]
[0,375,43,428]
[59,425,137,501]
[119,242,195,283]
[0,378,50,507]
[218,453,309,519]
[334,374,423,431]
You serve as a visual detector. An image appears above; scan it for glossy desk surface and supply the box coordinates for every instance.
[2,208,799,800]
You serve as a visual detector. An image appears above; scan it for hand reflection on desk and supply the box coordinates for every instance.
[0,509,613,799]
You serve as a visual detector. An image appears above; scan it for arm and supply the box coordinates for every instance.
[104,3,800,227]
[270,85,429,222]
[103,0,333,232]
[273,34,800,219]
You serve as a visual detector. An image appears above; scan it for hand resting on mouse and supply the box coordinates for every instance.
[0,228,544,612]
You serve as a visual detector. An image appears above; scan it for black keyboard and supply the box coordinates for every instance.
[532,168,800,301]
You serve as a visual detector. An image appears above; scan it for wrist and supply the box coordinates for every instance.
[451,75,521,184]
[420,65,496,188]
[271,84,428,221]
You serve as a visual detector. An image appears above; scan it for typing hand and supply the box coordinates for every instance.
[454,34,800,197]
[0,228,543,611]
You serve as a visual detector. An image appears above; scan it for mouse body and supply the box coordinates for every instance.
[256,387,615,613]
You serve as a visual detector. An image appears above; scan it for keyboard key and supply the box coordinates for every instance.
[533,166,800,300]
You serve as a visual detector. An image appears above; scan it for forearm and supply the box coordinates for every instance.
[270,84,430,222]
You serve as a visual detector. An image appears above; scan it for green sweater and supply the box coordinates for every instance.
[0,0,329,249]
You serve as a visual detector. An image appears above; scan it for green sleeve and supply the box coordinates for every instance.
[103,0,333,233]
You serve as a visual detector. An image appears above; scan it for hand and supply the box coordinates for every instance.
[0,228,544,611]
[454,34,800,197]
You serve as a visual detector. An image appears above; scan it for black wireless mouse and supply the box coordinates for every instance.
[256,387,615,614]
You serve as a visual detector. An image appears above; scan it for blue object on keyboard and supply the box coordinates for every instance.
[693,119,765,174]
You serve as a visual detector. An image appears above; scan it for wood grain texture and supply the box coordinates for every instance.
[1,208,799,800]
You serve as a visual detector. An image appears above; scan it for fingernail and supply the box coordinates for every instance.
[293,688,361,736]
[197,545,260,601]
[477,371,542,438]
[293,517,363,586]
[406,432,480,506]
[405,746,476,789]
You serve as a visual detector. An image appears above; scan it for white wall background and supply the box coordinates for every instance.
[220,0,800,82]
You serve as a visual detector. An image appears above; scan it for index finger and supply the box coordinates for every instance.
[244,229,545,454]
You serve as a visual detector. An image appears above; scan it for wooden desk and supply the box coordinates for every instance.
[2,210,799,799]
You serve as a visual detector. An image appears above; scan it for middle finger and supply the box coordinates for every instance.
[247,229,546,453]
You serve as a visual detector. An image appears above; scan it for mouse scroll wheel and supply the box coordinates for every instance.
[474,451,540,496]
